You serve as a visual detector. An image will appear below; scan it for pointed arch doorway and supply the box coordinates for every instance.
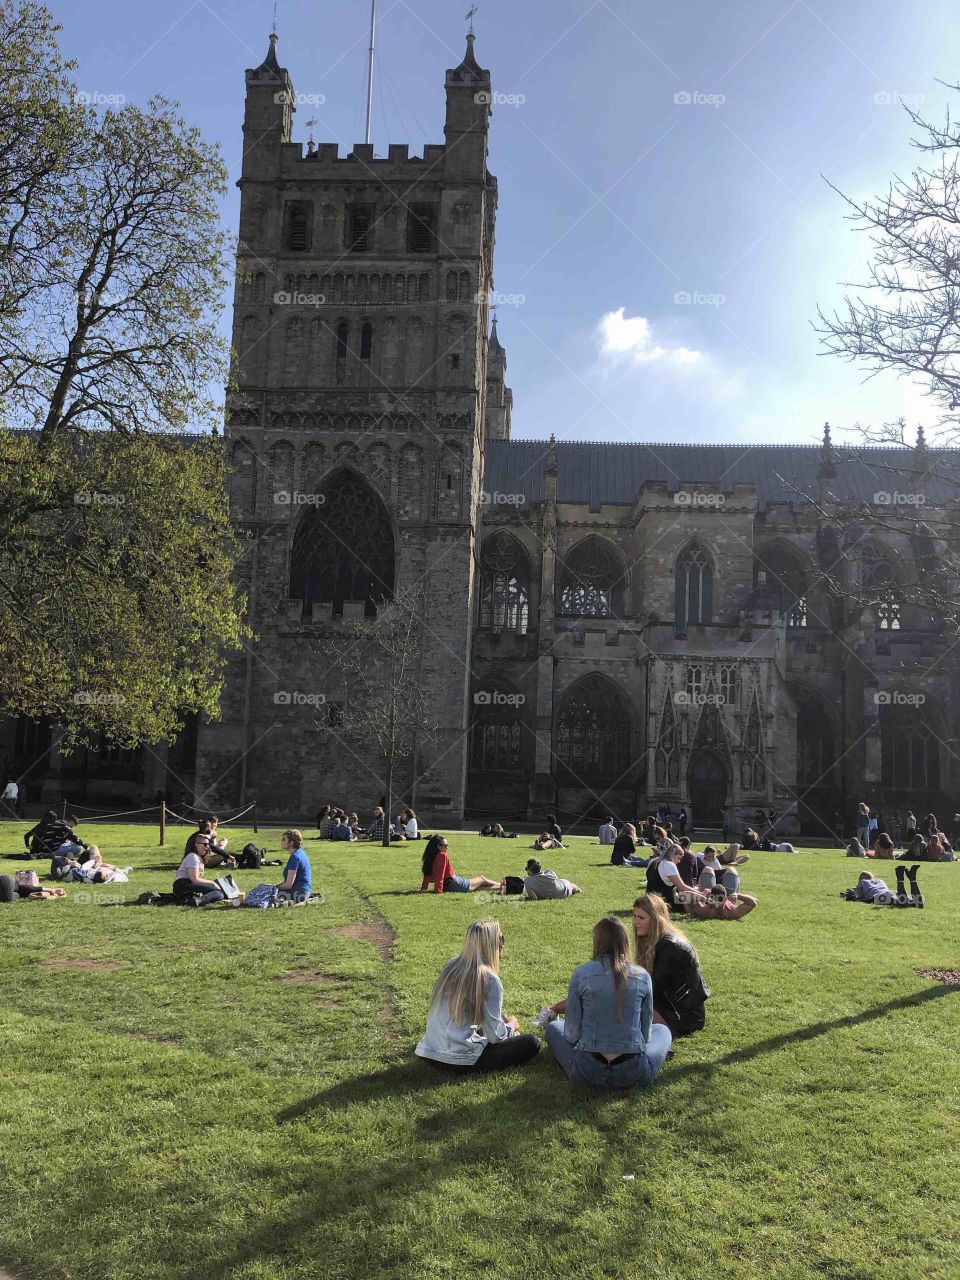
[689,752,728,826]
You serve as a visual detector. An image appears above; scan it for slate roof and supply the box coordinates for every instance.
[482,440,960,511]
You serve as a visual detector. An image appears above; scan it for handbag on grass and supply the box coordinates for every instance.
[215,874,241,900]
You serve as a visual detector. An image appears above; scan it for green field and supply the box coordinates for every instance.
[0,823,958,1280]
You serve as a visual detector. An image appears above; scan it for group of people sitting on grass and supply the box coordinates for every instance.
[848,803,957,861]
[418,836,583,899]
[172,828,311,906]
[316,804,419,842]
[608,826,758,920]
[415,895,708,1090]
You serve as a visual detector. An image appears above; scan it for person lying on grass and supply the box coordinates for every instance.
[172,832,227,906]
[633,894,709,1038]
[538,916,672,1091]
[276,830,312,903]
[684,884,758,921]
[415,919,540,1073]
[68,844,131,884]
[419,835,499,895]
[522,859,581,899]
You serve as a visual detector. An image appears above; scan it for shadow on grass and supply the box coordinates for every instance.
[199,984,959,1279]
[664,984,960,1084]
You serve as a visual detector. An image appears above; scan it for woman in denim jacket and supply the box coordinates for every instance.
[543,916,672,1090]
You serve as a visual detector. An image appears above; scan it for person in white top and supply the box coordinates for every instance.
[1,779,19,816]
[172,832,227,905]
[655,844,700,909]
[399,808,419,839]
[598,818,617,845]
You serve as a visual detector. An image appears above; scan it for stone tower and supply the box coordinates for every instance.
[195,32,508,822]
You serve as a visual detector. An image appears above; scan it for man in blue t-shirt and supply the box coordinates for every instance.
[277,829,312,902]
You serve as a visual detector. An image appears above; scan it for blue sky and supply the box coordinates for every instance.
[47,0,960,446]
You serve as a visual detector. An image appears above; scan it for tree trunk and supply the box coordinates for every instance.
[383,755,393,849]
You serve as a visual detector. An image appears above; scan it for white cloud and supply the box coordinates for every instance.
[596,306,704,367]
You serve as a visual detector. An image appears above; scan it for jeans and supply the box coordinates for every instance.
[425,1034,541,1074]
[172,878,225,907]
[545,1019,672,1090]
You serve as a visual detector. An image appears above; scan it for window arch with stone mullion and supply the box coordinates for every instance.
[288,472,395,617]
[558,538,625,619]
[479,533,530,635]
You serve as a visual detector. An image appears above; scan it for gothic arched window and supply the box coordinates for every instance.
[675,545,713,632]
[556,676,631,781]
[558,538,624,618]
[289,472,394,617]
[479,533,529,635]
[470,684,524,772]
[881,701,939,791]
[793,687,836,787]
[756,543,809,627]
[862,544,901,631]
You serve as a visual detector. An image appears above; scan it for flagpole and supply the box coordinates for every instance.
[364,0,376,146]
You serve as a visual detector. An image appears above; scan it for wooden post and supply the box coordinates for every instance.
[252,802,258,834]
[160,801,167,847]
[60,797,67,819]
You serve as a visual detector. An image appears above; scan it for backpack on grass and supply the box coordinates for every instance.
[238,843,265,870]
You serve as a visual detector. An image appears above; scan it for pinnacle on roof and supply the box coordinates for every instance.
[489,315,504,353]
[253,32,282,76]
[460,32,481,72]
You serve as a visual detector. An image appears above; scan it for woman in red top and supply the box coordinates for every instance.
[420,836,499,895]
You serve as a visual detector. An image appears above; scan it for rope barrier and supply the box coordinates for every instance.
[162,802,257,827]
[73,804,163,823]
[216,802,257,824]
[69,801,160,814]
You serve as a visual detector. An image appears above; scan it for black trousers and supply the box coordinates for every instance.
[426,1034,541,1074]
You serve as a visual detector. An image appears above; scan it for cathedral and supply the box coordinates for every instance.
[6,34,959,835]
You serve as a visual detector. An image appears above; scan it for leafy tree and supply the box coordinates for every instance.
[0,2,244,746]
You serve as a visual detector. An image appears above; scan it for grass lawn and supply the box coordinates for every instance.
[0,822,959,1280]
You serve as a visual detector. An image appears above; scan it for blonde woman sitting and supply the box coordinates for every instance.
[415,920,541,1073]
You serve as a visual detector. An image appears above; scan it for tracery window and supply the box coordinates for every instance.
[479,533,529,635]
[558,539,624,618]
[556,677,631,780]
[289,473,394,616]
[675,545,713,630]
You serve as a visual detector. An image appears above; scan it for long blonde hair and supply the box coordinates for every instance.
[592,916,632,1021]
[632,894,698,973]
[428,919,502,1028]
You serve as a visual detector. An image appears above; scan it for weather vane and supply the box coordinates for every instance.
[465,5,477,35]
[272,0,278,35]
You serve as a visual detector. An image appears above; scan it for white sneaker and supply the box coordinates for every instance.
[530,1007,557,1028]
